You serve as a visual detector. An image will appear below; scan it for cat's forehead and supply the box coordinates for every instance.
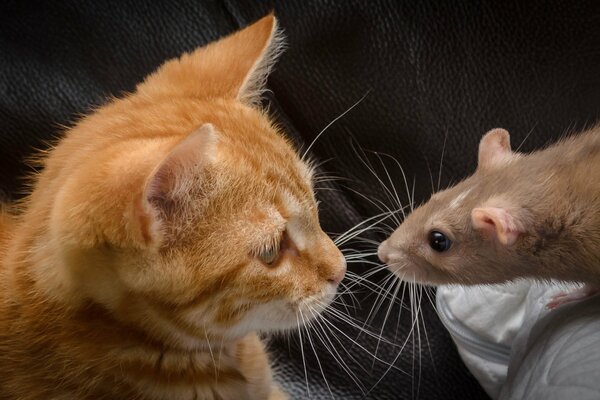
[278,187,315,216]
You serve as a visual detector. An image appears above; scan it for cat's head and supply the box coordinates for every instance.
[34,15,346,346]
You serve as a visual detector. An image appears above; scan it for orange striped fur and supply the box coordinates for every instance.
[0,15,346,399]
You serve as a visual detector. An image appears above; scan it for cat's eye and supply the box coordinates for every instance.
[258,246,279,265]
[428,230,452,252]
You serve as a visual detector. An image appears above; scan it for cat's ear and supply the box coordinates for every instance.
[137,14,283,107]
[138,123,218,245]
[471,206,523,246]
[477,128,512,169]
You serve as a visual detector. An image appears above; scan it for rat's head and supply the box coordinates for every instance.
[379,129,534,285]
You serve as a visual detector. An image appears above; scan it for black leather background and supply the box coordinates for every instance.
[2,1,600,399]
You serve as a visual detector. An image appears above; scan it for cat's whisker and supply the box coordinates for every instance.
[306,156,335,174]
[336,282,360,311]
[305,307,367,394]
[299,311,334,399]
[312,174,348,185]
[203,329,218,383]
[313,315,369,378]
[333,210,397,247]
[295,313,311,399]
[313,187,342,193]
[342,186,401,225]
[315,311,408,376]
[318,302,395,344]
[301,91,371,161]
[331,290,355,314]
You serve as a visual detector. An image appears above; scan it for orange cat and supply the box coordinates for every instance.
[0,15,346,399]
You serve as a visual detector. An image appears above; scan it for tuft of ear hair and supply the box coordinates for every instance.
[478,128,512,169]
[471,206,522,246]
[139,123,219,246]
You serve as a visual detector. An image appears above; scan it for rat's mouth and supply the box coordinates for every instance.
[386,261,431,284]
[379,242,434,284]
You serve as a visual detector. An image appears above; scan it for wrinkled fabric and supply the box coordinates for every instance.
[438,282,597,400]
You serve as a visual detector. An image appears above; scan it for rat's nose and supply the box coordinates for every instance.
[378,241,390,264]
[328,257,347,286]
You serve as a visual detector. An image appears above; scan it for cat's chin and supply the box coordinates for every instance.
[227,286,338,335]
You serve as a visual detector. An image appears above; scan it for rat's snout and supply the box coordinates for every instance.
[378,240,392,264]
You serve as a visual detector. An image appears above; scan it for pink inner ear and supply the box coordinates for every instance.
[140,123,218,245]
[145,123,218,203]
[472,207,520,246]
[478,128,512,168]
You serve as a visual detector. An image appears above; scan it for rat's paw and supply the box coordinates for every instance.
[546,286,599,309]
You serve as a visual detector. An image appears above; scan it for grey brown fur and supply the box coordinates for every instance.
[378,127,600,286]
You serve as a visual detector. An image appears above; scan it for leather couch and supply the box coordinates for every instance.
[2,1,599,398]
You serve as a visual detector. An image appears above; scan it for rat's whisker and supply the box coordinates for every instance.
[422,153,436,195]
[515,122,538,152]
[372,277,402,368]
[350,146,404,223]
[437,129,448,192]
[418,287,437,375]
[365,283,422,395]
[373,150,416,221]
[363,273,397,330]
[374,152,412,224]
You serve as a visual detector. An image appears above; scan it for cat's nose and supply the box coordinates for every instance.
[328,258,347,286]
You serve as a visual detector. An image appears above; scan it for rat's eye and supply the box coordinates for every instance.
[428,231,452,252]
[257,246,279,265]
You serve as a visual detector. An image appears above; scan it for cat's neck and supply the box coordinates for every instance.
[3,219,243,353]
[1,261,261,397]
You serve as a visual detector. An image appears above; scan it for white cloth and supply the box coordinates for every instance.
[437,280,580,399]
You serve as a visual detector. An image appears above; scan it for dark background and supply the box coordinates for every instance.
[2,1,600,398]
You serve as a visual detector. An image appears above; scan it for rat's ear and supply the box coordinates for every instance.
[471,207,522,246]
[137,123,218,245]
[478,128,512,169]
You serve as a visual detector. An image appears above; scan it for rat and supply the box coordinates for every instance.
[378,127,600,306]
